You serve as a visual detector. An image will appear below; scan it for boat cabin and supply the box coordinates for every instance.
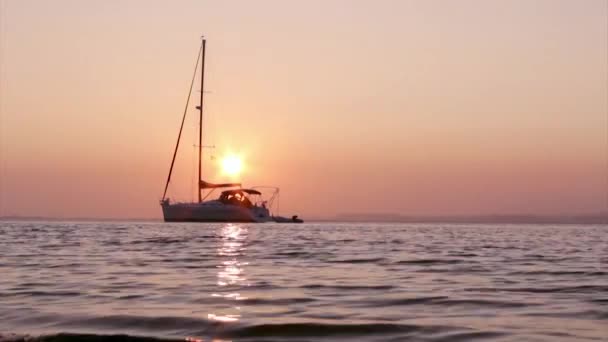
[218,189,262,208]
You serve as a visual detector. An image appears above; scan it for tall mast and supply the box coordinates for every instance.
[198,38,206,203]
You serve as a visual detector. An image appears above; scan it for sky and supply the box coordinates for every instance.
[0,0,607,219]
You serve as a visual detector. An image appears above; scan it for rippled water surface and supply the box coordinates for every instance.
[0,221,606,341]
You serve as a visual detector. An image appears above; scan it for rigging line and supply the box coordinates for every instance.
[191,143,195,202]
[202,188,216,201]
[192,118,199,202]
[162,43,203,201]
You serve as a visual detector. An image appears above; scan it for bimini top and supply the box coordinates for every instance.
[221,189,262,196]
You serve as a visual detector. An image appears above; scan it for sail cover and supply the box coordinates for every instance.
[200,180,241,189]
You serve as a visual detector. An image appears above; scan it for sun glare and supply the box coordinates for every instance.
[221,155,243,176]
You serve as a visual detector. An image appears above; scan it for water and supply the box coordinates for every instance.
[0,221,606,341]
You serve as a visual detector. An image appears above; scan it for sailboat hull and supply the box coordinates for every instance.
[161,201,272,223]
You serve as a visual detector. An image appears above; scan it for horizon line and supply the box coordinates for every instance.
[1,213,606,225]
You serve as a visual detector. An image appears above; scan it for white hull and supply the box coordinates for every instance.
[161,200,272,223]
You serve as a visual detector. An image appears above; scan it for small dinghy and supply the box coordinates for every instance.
[273,215,304,223]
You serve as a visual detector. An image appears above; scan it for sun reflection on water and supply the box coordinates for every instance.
[208,224,249,323]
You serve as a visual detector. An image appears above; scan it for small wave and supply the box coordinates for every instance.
[101,240,123,246]
[523,309,607,320]
[54,314,211,332]
[430,331,508,342]
[226,322,452,338]
[330,257,386,264]
[515,256,578,263]
[1,333,178,342]
[434,298,534,308]
[397,259,467,265]
[159,258,211,263]
[357,296,534,308]
[117,294,146,300]
[273,251,336,260]
[0,323,460,342]
[192,295,317,306]
[589,298,608,303]
[247,281,281,289]
[130,238,187,245]
[522,254,546,258]
[1,290,82,298]
[240,297,316,305]
[364,296,448,306]
[465,285,608,293]
[300,284,395,290]
[15,318,460,340]
[47,263,82,269]
[447,253,478,257]
[508,270,607,276]
[14,282,55,287]
[413,266,492,273]
[273,251,314,257]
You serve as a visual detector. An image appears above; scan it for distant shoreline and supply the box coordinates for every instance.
[325,213,608,225]
[1,214,606,224]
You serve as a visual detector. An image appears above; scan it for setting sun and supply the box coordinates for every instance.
[221,155,243,176]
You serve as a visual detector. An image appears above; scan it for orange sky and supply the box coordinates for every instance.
[1,0,607,219]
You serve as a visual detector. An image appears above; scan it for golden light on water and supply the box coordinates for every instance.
[207,224,249,325]
[220,155,243,176]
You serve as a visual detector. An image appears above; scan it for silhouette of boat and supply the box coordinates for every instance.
[160,38,302,223]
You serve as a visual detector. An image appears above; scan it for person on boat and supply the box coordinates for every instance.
[227,194,240,206]
[241,196,253,208]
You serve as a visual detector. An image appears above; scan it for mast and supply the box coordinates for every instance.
[198,38,206,202]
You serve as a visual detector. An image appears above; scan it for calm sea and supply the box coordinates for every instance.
[0,221,606,342]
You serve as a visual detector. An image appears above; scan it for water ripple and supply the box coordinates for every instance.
[0,221,606,342]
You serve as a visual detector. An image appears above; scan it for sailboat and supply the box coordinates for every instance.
[160,38,302,223]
